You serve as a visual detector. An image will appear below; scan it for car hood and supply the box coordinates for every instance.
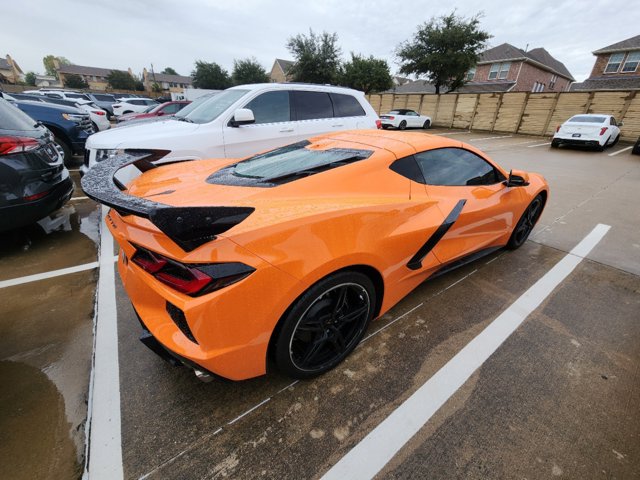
[86,118,200,149]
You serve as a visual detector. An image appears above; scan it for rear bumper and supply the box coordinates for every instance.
[0,175,74,232]
[553,134,603,148]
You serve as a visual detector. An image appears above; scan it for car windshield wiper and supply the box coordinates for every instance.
[173,116,193,123]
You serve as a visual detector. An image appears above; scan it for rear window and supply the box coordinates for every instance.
[293,91,333,120]
[207,141,372,187]
[331,93,365,117]
[0,98,39,131]
[569,115,607,123]
[93,94,116,101]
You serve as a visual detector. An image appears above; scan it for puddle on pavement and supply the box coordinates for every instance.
[0,200,100,281]
[0,361,81,480]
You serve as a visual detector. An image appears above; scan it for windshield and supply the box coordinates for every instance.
[175,89,246,124]
[0,98,39,131]
[233,142,372,181]
[569,115,607,124]
[144,105,158,113]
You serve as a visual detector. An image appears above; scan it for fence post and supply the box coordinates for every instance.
[490,93,503,132]
[450,93,460,128]
[515,92,531,134]
[619,90,636,119]
[469,94,480,132]
[434,94,441,126]
[542,93,561,136]
[584,91,595,113]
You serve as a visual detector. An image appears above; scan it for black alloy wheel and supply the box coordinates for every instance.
[423,120,431,129]
[53,136,72,163]
[507,194,545,250]
[398,120,407,130]
[274,271,376,379]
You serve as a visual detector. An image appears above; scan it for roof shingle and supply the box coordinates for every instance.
[593,35,640,54]
[477,43,574,80]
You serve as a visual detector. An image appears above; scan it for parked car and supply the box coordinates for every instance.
[24,89,91,102]
[81,83,382,181]
[552,114,622,151]
[112,98,158,117]
[632,137,640,155]
[380,109,431,130]
[112,93,142,100]
[35,96,110,132]
[12,99,92,160]
[0,98,73,232]
[117,101,191,123]
[82,129,548,381]
[85,93,118,119]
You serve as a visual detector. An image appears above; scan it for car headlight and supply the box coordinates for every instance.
[62,113,86,123]
[96,149,125,162]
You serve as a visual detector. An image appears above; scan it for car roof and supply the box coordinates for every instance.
[228,82,365,95]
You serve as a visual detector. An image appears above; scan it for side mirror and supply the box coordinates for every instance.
[157,111,165,116]
[504,169,530,187]
[618,121,624,127]
[230,108,255,127]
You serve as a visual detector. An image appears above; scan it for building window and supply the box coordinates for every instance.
[605,53,625,73]
[488,62,511,80]
[622,51,640,73]
[466,67,476,81]
[549,75,558,90]
[532,82,545,93]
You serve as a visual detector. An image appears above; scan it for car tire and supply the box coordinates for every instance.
[596,141,606,152]
[274,271,376,379]
[551,139,560,148]
[632,138,640,155]
[423,120,431,129]
[91,122,99,133]
[609,134,620,147]
[53,136,72,163]
[398,120,407,130]
[506,194,545,250]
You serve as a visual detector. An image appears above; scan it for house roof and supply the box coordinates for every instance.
[387,80,437,94]
[593,35,640,54]
[0,58,10,70]
[570,76,640,91]
[275,59,294,74]
[478,43,574,81]
[149,72,192,84]
[57,64,126,77]
[457,81,516,93]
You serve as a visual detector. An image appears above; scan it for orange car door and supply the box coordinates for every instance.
[414,147,519,264]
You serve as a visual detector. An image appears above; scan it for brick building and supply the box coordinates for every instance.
[54,60,134,90]
[571,35,640,91]
[269,59,293,83]
[142,68,192,93]
[461,43,574,93]
[0,54,24,84]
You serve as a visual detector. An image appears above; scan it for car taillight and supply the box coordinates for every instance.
[375,119,382,129]
[388,116,395,120]
[599,127,608,136]
[131,246,255,296]
[0,136,40,155]
[24,189,51,201]
[95,111,106,116]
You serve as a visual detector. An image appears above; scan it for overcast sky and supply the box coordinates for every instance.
[3,0,638,83]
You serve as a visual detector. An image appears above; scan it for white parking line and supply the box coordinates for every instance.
[528,142,552,148]
[469,135,512,141]
[70,196,90,201]
[320,224,610,480]
[84,206,123,480]
[608,146,632,156]
[432,131,471,136]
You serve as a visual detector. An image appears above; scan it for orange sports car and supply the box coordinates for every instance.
[82,130,548,381]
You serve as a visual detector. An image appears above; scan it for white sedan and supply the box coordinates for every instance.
[380,109,431,130]
[552,114,622,151]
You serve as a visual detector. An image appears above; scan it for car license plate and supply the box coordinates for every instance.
[572,133,581,138]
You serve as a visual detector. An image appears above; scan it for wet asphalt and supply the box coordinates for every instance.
[1,130,639,480]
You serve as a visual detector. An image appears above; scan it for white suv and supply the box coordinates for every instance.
[112,98,158,117]
[81,83,381,182]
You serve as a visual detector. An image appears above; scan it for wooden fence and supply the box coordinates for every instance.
[367,90,640,141]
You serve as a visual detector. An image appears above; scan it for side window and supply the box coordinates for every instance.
[414,148,504,186]
[330,93,365,117]
[293,91,333,120]
[610,117,617,126]
[244,90,290,124]
[46,93,63,99]
[162,103,181,114]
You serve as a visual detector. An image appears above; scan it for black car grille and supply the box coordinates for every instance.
[83,149,90,167]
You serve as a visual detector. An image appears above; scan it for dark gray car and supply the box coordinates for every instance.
[84,93,117,118]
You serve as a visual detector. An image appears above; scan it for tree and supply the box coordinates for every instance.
[191,61,232,89]
[64,73,88,89]
[396,12,490,94]
[232,58,269,85]
[106,70,137,90]
[24,72,37,86]
[151,82,162,92]
[162,67,178,75]
[340,54,393,94]
[286,30,341,84]
[43,55,70,77]
[134,79,145,91]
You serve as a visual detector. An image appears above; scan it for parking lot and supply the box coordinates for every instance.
[1,129,639,480]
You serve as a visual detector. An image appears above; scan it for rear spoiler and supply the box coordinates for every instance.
[80,150,254,252]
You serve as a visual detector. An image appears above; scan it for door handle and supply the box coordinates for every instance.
[279,128,294,133]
